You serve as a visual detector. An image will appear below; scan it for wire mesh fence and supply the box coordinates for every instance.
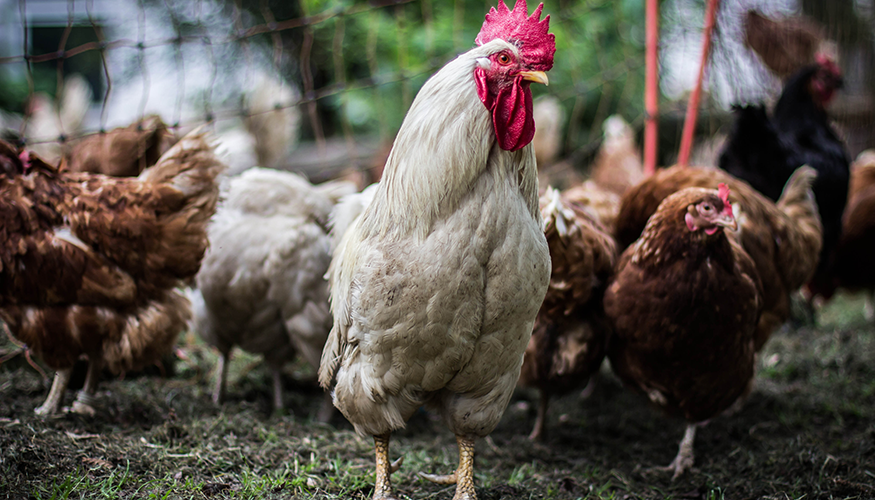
[0,0,872,180]
[0,0,652,177]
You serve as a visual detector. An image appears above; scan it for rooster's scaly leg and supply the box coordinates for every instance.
[35,368,72,416]
[373,433,403,500]
[453,435,476,500]
[420,435,477,500]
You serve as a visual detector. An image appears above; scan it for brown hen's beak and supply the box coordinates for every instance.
[519,70,549,86]
[715,214,738,232]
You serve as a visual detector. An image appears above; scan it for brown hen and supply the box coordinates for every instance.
[519,187,616,441]
[614,165,821,350]
[744,10,824,79]
[549,116,642,233]
[606,185,762,478]
[589,115,644,197]
[825,151,875,312]
[65,115,174,177]
[0,132,223,416]
[561,181,622,232]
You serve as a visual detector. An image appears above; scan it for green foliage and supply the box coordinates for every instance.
[298,0,646,147]
[32,463,131,500]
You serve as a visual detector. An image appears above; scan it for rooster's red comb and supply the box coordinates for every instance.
[475,0,555,71]
[718,183,733,216]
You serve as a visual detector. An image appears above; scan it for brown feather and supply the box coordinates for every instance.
[1,291,188,373]
[606,187,761,423]
[561,181,622,233]
[65,116,174,177]
[519,188,616,408]
[0,132,222,412]
[829,152,875,295]
[614,165,821,350]
[744,10,824,79]
[589,116,644,197]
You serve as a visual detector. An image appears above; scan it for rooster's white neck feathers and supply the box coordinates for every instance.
[354,39,539,241]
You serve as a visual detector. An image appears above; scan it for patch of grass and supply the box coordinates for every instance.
[817,291,872,330]
[32,463,131,500]
[2,294,875,499]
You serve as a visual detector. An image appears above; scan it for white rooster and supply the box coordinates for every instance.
[318,1,555,499]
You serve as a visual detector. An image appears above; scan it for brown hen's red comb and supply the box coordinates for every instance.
[18,150,31,172]
[475,0,555,71]
[718,183,733,216]
[815,53,841,75]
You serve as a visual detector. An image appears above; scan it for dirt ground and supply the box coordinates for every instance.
[1,292,873,500]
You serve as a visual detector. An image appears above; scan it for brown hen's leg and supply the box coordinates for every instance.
[528,390,549,441]
[420,435,477,500]
[316,392,335,423]
[269,363,284,411]
[659,424,696,480]
[723,376,754,418]
[373,433,404,500]
[864,290,875,322]
[213,350,230,405]
[35,369,72,416]
[71,358,102,416]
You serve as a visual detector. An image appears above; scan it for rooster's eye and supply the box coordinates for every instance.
[702,204,712,212]
[497,54,511,65]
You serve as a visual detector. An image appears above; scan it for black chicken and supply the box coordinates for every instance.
[718,55,850,293]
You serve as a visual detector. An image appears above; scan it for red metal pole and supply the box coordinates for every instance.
[644,0,659,176]
[677,0,720,168]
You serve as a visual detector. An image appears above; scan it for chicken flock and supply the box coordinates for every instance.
[1,0,873,498]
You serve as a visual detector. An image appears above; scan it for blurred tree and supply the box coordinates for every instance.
[231,0,647,159]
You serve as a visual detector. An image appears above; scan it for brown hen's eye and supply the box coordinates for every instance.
[498,54,511,65]
[702,204,712,212]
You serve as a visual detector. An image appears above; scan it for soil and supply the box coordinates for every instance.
[1,293,873,500]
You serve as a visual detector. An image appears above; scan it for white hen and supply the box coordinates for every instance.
[191,167,355,415]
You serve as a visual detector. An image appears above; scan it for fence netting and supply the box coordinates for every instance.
[0,0,872,180]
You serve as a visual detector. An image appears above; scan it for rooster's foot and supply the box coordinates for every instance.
[419,471,456,485]
[420,435,477,500]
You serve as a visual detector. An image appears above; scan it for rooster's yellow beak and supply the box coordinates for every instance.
[519,70,549,86]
